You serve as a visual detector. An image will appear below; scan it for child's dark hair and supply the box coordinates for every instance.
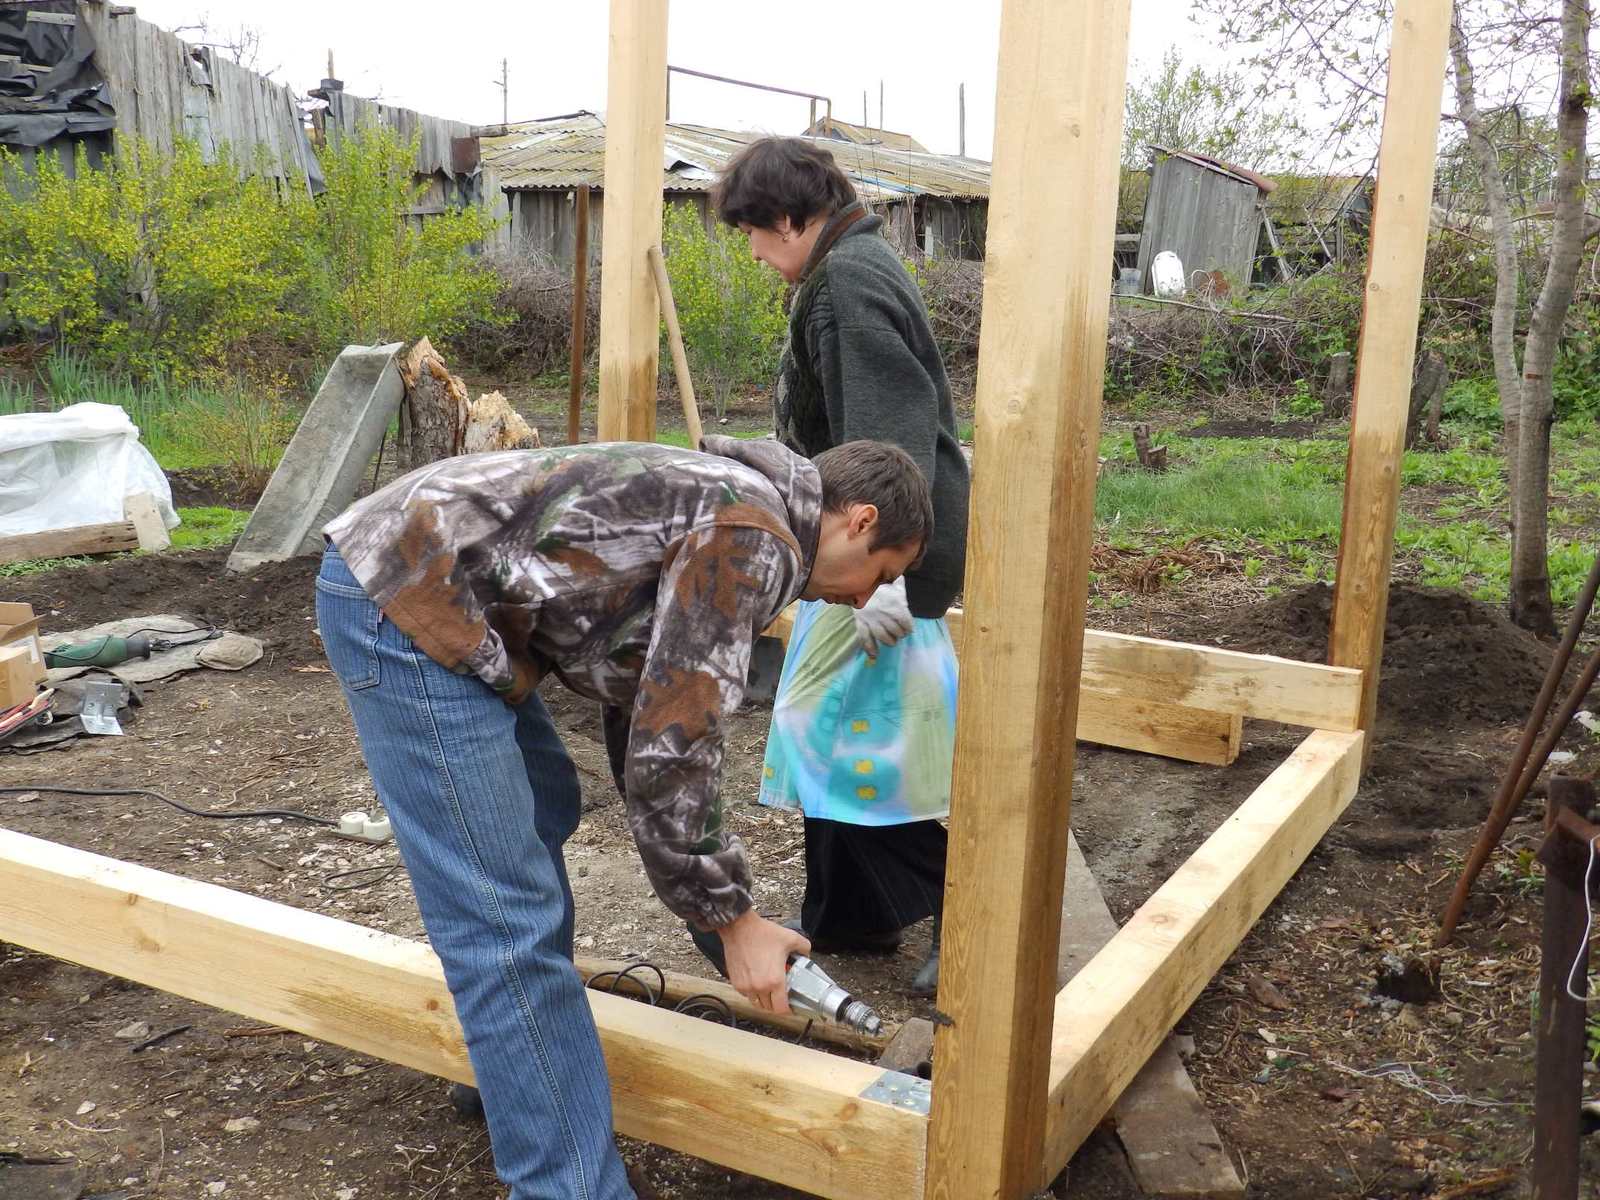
[712,137,858,232]
[814,440,933,558]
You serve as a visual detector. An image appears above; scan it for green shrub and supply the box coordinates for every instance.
[0,140,309,379]
[660,203,787,418]
[306,123,504,353]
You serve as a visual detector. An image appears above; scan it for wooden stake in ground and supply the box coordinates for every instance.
[1329,0,1452,750]
[596,0,667,443]
[568,183,591,444]
[925,0,1132,1195]
[648,244,705,449]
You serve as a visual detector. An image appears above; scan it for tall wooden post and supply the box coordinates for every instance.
[925,2,1131,1197]
[1329,0,1451,741]
[567,184,591,444]
[597,0,667,443]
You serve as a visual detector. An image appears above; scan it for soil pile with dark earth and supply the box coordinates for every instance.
[1186,583,1555,831]
[1200,582,1551,729]
[5,548,321,670]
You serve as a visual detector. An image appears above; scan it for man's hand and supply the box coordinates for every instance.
[717,908,810,1014]
[851,576,913,658]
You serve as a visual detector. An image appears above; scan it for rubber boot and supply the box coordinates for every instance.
[909,915,941,997]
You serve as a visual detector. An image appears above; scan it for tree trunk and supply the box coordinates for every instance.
[1449,12,1524,496]
[1323,351,1353,418]
[1509,0,1590,636]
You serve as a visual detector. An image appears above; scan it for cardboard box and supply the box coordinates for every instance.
[0,601,45,684]
[0,644,37,710]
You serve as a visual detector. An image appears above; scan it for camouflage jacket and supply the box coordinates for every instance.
[324,437,822,928]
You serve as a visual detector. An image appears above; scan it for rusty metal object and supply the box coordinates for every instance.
[1532,776,1595,1200]
[1437,549,1600,945]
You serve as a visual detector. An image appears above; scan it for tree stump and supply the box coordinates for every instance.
[397,338,470,469]
[464,391,540,453]
[1323,351,1353,417]
[1405,351,1448,449]
[1132,423,1167,472]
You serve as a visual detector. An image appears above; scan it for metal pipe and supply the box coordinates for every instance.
[1553,805,1600,846]
[665,65,831,110]
[1437,546,1600,945]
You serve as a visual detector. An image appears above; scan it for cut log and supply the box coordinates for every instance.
[1132,423,1168,472]
[397,338,470,468]
[0,521,140,566]
[463,391,540,454]
[1323,351,1352,417]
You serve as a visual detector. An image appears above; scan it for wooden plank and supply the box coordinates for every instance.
[575,955,889,1055]
[924,0,1132,1195]
[1329,0,1452,741]
[1057,834,1244,1199]
[596,0,667,443]
[0,829,926,1200]
[1040,729,1365,1186]
[766,604,1361,734]
[123,492,170,553]
[0,521,139,566]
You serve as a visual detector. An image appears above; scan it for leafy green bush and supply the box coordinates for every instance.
[0,140,310,378]
[660,203,787,418]
[0,125,504,381]
[306,123,504,353]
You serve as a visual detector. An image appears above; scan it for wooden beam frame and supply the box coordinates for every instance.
[1039,729,1364,1184]
[1330,1,1452,739]
[0,4,1451,1198]
[0,828,925,1200]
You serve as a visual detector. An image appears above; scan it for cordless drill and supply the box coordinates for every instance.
[688,924,884,1036]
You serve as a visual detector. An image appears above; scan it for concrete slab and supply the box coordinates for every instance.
[227,343,403,573]
[1060,834,1245,1199]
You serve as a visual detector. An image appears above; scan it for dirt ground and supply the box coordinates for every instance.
[1,547,1595,1199]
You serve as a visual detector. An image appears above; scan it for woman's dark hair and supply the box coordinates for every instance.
[814,440,933,557]
[712,137,858,232]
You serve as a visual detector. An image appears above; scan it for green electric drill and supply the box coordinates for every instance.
[43,630,217,669]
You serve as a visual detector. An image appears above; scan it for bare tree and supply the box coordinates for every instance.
[169,17,278,79]
[1198,0,1594,634]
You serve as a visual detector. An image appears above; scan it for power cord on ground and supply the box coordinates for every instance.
[0,784,339,826]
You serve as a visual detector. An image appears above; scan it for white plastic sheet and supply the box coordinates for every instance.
[0,402,180,538]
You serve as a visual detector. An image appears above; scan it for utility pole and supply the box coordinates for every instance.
[879,79,884,129]
[862,89,868,126]
[494,57,508,125]
[959,81,966,156]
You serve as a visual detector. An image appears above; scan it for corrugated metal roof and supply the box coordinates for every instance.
[479,112,990,200]
[802,117,928,153]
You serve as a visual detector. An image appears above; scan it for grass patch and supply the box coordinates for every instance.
[170,506,249,551]
[655,427,769,449]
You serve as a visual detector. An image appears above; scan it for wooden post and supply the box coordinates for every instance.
[958,82,966,157]
[925,1,1131,1197]
[568,183,591,444]
[1329,0,1451,744]
[597,0,667,443]
[649,245,705,448]
[1533,775,1591,1200]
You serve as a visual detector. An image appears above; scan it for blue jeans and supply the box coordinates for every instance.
[315,544,633,1200]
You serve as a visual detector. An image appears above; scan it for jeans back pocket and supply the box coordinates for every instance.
[315,575,381,690]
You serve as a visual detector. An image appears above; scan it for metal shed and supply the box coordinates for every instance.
[1135,145,1274,293]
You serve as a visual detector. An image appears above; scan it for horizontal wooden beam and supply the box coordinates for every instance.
[1038,728,1364,1185]
[0,829,926,1200]
[766,605,1361,733]
[0,520,139,565]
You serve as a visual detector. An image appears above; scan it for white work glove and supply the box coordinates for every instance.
[851,577,913,659]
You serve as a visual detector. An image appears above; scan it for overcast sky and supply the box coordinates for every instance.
[120,1,1229,161]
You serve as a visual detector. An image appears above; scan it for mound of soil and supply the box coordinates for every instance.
[1199,582,1552,731]
[6,548,321,669]
[166,467,264,510]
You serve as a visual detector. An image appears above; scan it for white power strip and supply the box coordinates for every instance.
[337,810,393,844]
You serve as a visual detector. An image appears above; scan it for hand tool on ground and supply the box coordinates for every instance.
[687,923,884,1036]
[43,628,222,670]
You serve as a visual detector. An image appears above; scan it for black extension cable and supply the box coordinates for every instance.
[0,785,339,827]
